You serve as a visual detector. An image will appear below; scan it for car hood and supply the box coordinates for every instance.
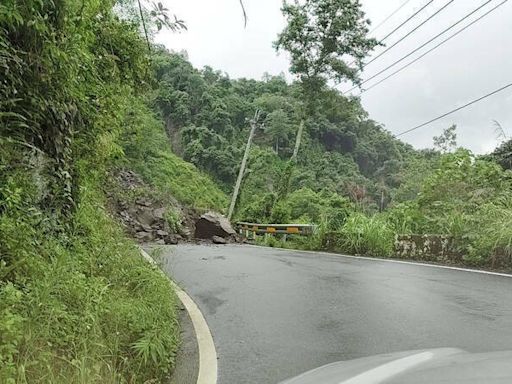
[279,348,512,384]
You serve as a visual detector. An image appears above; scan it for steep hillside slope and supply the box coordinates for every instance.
[0,2,225,382]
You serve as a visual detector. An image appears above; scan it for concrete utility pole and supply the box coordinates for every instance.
[227,110,260,221]
[291,120,304,162]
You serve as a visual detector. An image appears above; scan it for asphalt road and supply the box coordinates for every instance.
[156,244,512,384]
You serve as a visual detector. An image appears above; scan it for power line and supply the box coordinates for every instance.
[345,0,495,94]
[379,0,434,43]
[369,0,415,35]
[365,0,455,67]
[360,0,509,95]
[396,82,512,137]
[348,0,432,67]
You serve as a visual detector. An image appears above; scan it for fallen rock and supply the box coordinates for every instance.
[109,169,197,244]
[194,211,236,239]
[136,207,155,227]
[165,234,179,245]
[179,226,192,239]
[135,197,152,207]
[117,170,144,190]
[212,235,227,244]
[153,207,166,220]
[155,239,166,245]
[156,229,169,238]
[135,231,153,242]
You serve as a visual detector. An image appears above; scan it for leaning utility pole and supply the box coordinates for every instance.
[227,110,260,221]
[290,120,304,162]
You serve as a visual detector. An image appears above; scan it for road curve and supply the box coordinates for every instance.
[156,244,512,384]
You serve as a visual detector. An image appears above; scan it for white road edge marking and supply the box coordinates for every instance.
[246,244,512,278]
[139,248,218,384]
[172,282,218,384]
[340,352,434,384]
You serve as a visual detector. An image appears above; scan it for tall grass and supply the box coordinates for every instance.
[0,168,180,383]
[257,212,395,258]
[335,213,395,257]
[466,199,512,267]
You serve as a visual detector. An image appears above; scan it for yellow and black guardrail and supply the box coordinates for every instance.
[236,222,316,238]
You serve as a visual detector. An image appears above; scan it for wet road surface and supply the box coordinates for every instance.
[154,244,512,384]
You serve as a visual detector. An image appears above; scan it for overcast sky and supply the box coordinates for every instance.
[155,0,512,154]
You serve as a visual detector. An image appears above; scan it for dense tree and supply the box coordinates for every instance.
[275,0,378,92]
[268,0,379,213]
[150,48,421,218]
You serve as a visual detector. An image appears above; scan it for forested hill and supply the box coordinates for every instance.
[152,48,424,220]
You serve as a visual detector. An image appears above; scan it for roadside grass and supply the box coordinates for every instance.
[333,213,394,257]
[255,212,394,258]
[0,171,180,383]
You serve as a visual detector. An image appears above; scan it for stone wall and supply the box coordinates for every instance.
[394,234,461,263]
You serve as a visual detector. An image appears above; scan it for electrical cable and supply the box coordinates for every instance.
[396,82,512,137]
[380,0,435,43]
[365,0,455,67]
[359,0,509,95]
[345,0,496,94]
[369,0,415,35]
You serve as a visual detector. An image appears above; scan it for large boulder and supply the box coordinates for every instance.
[212,235,227,244]
[195,211,236,239]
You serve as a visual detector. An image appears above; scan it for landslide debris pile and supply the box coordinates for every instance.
[109,169,239,244]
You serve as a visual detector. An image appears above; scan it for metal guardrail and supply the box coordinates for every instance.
[236,222,316,237]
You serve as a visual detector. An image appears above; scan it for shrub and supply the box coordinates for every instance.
[466,200,512,267]
[1,1,183,382]
[165,208,183,233]
[269,201,292,223]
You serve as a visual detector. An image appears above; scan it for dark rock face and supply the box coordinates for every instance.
[212,235,227,244]
[195,212,236,239]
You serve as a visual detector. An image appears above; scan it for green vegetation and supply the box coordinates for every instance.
[151,49,415,211]
[0,169,180,382]
[120,96,227,212]
[148,0,512,269]
[257,148,512,268]
[2,0,512,380]
[386,148,512,266]
[0,0,226,382]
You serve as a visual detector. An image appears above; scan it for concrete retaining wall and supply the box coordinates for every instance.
[394,234,461,263]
